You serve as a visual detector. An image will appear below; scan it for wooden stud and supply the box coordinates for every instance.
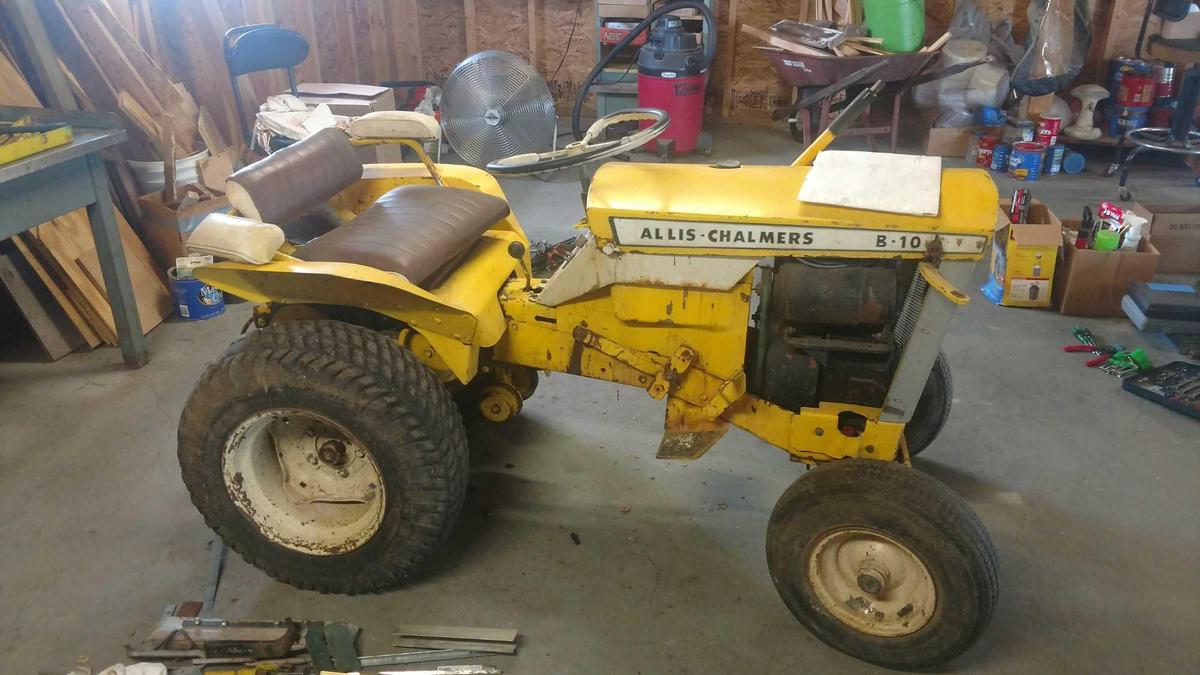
[721,0,740,117]
[385,0,423,80]
[528,0,540,67]
[464,0,477,54]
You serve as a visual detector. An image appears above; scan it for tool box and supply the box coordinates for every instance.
[1127,281,1200,322]
[1122,361,1200,420]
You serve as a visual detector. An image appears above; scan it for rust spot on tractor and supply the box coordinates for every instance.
[545,349,553,362]
[665,301,673,315]
[567,340,585,375]
[846,596,871,612]
[898,603,914,618]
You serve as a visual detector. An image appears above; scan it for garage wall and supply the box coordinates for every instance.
[95,0,1157,132]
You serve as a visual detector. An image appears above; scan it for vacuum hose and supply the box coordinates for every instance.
[571,1,717,140]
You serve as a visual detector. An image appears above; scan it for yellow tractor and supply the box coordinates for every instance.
[178,87,999,669]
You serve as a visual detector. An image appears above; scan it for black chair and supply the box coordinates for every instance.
[223,24,310,144]
[1114,1,1200,199]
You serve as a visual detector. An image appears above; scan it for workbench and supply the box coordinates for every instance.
[0,110,147,367]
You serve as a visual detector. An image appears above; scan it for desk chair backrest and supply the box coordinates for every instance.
[224,24,310,143]
[1171,65,1200,140]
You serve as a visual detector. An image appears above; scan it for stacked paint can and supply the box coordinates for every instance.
[1107,58,1156,137]
[1008,141,1045,181]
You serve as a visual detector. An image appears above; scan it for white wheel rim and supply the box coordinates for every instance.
[807,528,936,637]
[222,409,386,555]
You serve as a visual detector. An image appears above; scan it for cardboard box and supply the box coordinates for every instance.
[137,193,233,273]
[1053,221,1161,316]
[1131,202,1200,273]
[923,124,1002,158]
[986,199,1062,307]
[288,83,402,162]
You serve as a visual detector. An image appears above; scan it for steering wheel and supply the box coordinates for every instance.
[486,108,669,176]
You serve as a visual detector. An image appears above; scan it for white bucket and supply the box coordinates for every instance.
[128,149,209,195]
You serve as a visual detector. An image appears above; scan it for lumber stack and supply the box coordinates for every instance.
[0,50,173,349]
[40,0,206,161]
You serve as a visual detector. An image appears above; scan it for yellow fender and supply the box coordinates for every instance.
[196,230,524,383]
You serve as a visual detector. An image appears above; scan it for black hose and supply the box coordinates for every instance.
[571,1,716,140]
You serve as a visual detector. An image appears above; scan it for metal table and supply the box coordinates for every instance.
[0,108,147,367]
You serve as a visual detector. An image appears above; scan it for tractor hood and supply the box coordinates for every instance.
[585,162,998,260]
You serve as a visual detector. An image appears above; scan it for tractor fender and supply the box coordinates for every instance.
[195,258,504,383]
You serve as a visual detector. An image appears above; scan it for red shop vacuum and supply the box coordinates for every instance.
[573,1,717,159]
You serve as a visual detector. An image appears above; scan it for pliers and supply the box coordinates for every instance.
[1064,343,1123,367]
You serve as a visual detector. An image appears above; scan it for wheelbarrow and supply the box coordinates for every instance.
[764,49,945,150]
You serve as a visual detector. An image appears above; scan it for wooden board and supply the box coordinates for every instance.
[0,50,172,342]
[12,235,101,348]
[0,246,85,359]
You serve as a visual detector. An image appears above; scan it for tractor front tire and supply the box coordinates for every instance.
[178,319,468,594]
[905,352,953,457]
[766,459,998,670]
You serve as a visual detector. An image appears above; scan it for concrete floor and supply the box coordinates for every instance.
[2,125,1198,674]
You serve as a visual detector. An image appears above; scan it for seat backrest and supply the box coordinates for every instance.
[226,127,364,226]
[224,25,309,80]
[1171,65,1200,140]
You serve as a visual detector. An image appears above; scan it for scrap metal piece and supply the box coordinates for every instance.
[394,638,517,655]
[379,662,501,667]
[360,650,486,667]
[394,626,518,644]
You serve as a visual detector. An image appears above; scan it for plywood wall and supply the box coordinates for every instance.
[91,0,1158,130]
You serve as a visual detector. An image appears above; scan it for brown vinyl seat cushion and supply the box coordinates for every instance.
[294,184,510,286]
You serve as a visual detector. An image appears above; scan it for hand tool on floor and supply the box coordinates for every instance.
[1063,343,1124,367]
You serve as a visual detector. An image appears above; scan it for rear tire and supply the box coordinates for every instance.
[905,352,953,457]
[767,459,998,670]
[178,320,468,593]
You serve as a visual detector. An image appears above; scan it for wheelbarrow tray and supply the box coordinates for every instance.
[765,50,934,88]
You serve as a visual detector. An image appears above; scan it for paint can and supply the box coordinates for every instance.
[1046,144,1066,175]
[1061,149,1085,175]
[990,142,1010,172]
[1036,114,1062,146]
[974,133,998,167]
[1108,57,1150,100]
[1116,71,1158,107]
[1008,141,1045,181]
[1107,105,1149,137]
[1154,61,1177,100]
[1149,103,1175,127]
[169,267,225,321]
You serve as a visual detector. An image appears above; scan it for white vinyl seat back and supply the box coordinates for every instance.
[349,111,441,141]
[187,213,286,265]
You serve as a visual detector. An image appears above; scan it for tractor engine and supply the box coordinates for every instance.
[749,257,917,413]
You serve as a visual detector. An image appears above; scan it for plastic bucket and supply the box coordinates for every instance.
[169,267,225,321]
[129,149,209,195]
[863,0,925,53]
[1008,141,1045,181]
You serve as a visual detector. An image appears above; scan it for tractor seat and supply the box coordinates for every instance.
[294,184,510,287]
